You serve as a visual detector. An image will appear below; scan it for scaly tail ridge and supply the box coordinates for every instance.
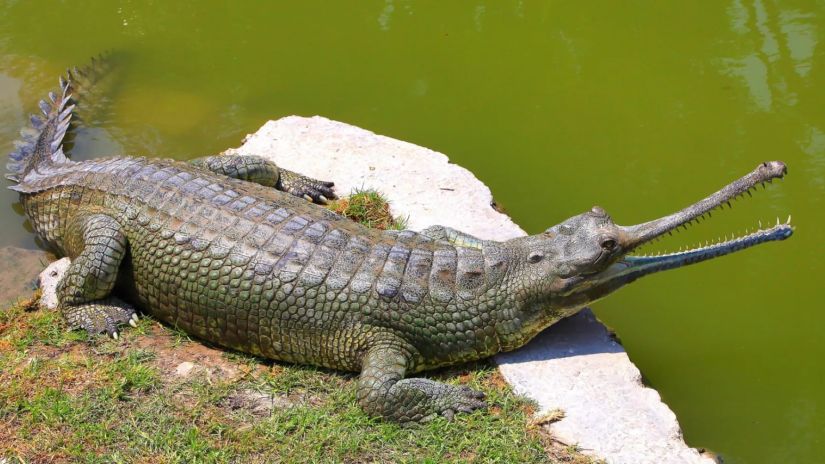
[6,54,112,185]
[6,76,73,182]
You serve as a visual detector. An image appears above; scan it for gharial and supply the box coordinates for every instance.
[6,58,793,422]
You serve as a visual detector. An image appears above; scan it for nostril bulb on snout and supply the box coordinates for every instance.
[759,160,788,176]
[591,206,606,215]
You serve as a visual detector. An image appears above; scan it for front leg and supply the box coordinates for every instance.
[358,341,486,422]
[190,155,336,203]
[276,168,336,203]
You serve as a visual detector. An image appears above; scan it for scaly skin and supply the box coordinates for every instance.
[7,62,794,422]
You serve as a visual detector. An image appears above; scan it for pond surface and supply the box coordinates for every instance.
[1,1,823,462]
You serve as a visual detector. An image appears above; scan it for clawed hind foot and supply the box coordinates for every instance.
[62,298,138,339]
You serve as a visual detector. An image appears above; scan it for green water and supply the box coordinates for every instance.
[1,1,822,461]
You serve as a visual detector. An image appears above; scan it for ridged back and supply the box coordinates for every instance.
[22,157,509,314]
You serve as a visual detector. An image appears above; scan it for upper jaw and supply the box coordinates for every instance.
[616,161,788,252]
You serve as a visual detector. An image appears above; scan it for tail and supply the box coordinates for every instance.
[6,54,111,184]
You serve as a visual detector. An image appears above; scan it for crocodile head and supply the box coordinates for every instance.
[509,161,792,315]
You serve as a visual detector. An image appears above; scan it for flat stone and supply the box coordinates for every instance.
[228,115,714,464]
[497,310,713,464]
[38,257,70,310]
[224,116,523,240]
[175,361,196,377]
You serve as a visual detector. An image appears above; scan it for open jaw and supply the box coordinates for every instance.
[595,161,793,291]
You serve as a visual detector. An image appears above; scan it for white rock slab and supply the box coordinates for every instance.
[227,116,714,464]
[38,257,70,310]
[223,116,524,241]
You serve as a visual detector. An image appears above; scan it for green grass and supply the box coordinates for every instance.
[327,188,408,230]
[0,294,594,463]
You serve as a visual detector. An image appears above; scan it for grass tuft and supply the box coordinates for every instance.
[327,188,408,230]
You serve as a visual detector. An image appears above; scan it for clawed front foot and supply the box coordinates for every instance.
[396,378,488,422]
[62,298,138,339]
[439,384,488,421]
[277,169,336,204]
[359,375,487,423]
[189,155,336,204]
[358,342,487,423]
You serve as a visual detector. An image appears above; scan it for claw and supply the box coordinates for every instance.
[303,194,313,202]
[129,319,138,328]
[319,195,329,203]
[112,331,119,340]
[131,313,139,322]
[419,413,437,424]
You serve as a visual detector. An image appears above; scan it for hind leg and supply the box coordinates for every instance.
[58,214,136,338]
[190,155,336,203]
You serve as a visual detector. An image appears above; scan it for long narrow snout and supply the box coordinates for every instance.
[568,161,793,302]
[617,161,789,251]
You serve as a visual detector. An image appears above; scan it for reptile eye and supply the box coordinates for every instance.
[528,252,544,264]
[601,238,616,251]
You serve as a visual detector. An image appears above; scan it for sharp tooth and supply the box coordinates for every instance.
[747,190,753,197]
[726,201,732,208]
[758,220,762,228]
[776,217,780,225]
[787,215,792,224]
